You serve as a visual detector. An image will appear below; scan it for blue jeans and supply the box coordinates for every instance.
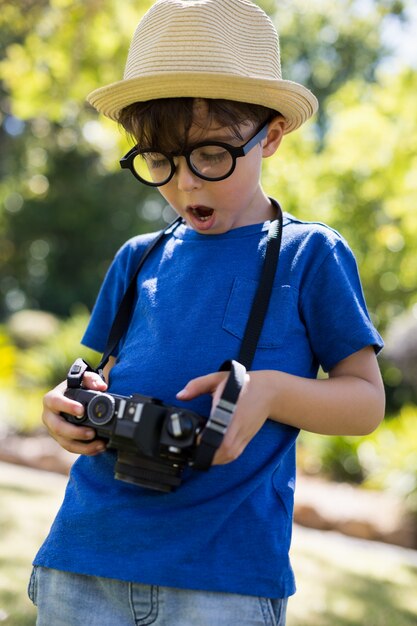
[28,567,287,626]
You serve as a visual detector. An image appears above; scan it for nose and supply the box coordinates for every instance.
[173,157,202,192]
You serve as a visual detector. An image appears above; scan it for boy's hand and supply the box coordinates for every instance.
[42,372,108,456]
[177,370,271,465]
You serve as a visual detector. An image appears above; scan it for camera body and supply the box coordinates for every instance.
[61,360,206,492]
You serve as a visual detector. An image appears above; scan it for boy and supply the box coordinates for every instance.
[30,1,385,624]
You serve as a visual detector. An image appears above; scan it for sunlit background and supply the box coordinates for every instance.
[1,1,417,624]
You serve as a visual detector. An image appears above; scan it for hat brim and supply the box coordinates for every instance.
[87,73,318,134]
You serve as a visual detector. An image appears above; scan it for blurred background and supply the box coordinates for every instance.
[1,0,417,624]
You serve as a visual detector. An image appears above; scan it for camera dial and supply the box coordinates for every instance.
[87,393,116,426]
[166,412,194,440]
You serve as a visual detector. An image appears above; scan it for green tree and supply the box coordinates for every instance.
[263,66,417,332]
[0,0,157,317]
[275,0,409,134]
[0,0,414,322]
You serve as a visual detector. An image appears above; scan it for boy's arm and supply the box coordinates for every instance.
[266,345,384,435]
[177,346,385,465]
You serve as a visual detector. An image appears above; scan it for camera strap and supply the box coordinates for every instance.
[95,198,283,469]
[96,216,183,375]
[193,198,283,468]
[237,198,283,371]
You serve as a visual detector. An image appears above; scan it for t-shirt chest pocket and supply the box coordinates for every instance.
[222,276,296,349]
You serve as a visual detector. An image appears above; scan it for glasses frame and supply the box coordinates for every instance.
[119,120,270,187]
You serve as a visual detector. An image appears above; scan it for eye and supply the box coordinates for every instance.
[132,151,172,183]
[144,153,170,169]
[193,147,229,163]
[203,152,228,163]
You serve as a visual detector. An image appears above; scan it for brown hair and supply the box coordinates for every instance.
[118,98,280,152]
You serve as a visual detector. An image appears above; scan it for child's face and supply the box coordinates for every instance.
[156,103,283,234]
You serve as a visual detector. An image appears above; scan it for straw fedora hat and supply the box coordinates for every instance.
[87,0,318,134]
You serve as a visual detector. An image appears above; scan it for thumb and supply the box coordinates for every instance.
[176,372,227,401]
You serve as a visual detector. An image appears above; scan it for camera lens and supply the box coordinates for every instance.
[87,393,115,426]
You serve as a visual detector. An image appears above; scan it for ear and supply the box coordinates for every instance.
[262,116,286,158]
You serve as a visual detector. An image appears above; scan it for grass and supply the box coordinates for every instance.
[1,462,416,626]
[0,464,66,626]
[288,527,417,625]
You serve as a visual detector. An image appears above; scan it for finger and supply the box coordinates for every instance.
[54,433,107,456]
[209,397,252,465]
[211,427,248,465]
[42,408,95,442]
[82,371,108,391]
[176,372,227,401]
[43,408,106,455]
[43,389,84,421]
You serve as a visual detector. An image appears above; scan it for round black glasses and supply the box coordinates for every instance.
[119,120,269,187]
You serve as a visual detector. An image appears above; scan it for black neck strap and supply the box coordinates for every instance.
[96,216,183,375]
[193,198,283,468]
[237,198,283,370]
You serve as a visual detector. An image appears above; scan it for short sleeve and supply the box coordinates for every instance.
[300,238,384,372]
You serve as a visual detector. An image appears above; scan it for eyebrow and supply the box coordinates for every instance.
[186,130,243,147]
[141,129,244,153]
[205,130,240,141]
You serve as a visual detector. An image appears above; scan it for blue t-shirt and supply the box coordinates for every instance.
[34,212,383,598]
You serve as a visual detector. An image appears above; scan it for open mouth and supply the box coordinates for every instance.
[186,205,216,230]
[188,206,214,222]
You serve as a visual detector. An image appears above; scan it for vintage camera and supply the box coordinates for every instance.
[61,359,207,492]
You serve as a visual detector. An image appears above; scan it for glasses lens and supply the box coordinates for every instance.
[133,152,173,185]
[189,146,234,180]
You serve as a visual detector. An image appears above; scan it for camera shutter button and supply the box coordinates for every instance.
[167,412,193,439]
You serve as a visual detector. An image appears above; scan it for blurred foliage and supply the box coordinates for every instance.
[0,0,162,316]
[0,310,98,432]
[361,405,417,513]
[1,141,167,315]
[380,308,417,411]
[299,404,417,513]
[14,308,99,388]
[263,67,417,333]
[298,432,366,483]
[1,0,416,326]
[273,0,408,135]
